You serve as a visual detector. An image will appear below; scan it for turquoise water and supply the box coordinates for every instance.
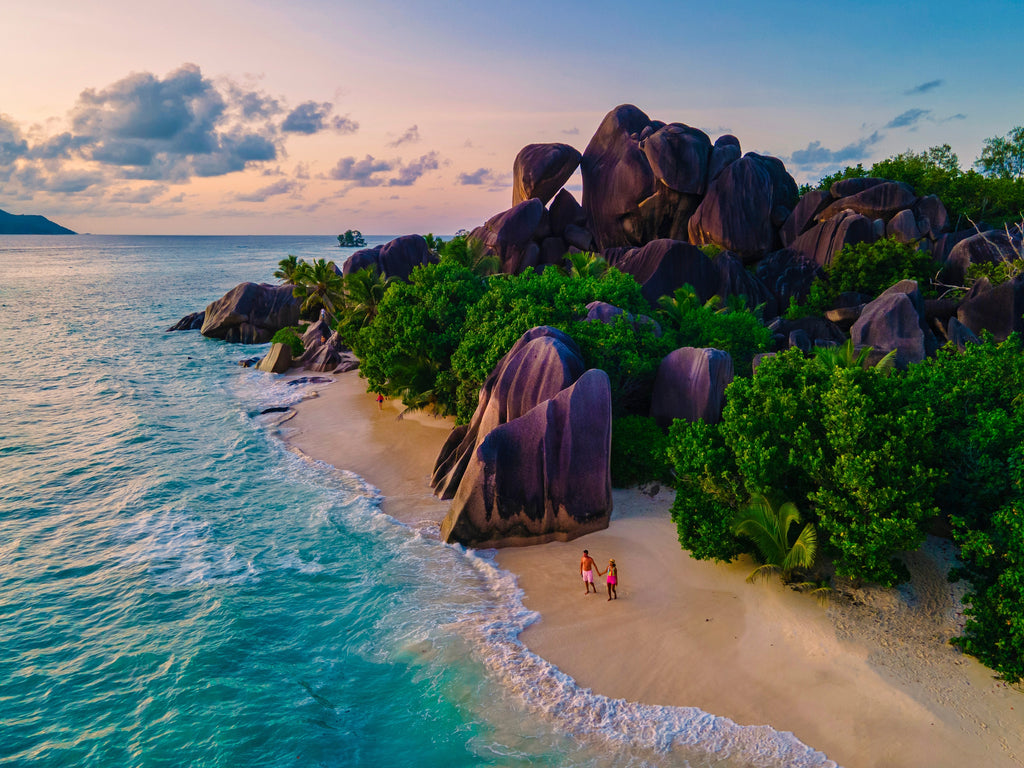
[0,236,835,767]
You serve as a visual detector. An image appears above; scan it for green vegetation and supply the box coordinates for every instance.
[338,229,367,247]
[805,134,1024,229]
[733,493,818,584]
[609,415,672,488]
[786,237,937,316]
[290,258,346,320]
[270,326,304,357]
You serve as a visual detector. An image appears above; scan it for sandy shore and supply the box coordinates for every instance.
[277,370,1023,768]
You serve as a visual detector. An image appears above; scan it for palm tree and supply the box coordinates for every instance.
[733,493,818,584]
[292,258,345,320]
[343,266,395,329]
[813,339,896,372]
[563,251,609,279]
[274,255,304,285]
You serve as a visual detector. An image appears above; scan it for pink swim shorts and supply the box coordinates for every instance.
[583,570,594,583]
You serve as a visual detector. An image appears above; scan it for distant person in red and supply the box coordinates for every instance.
[377,393,384,410]
[580,549,598,594]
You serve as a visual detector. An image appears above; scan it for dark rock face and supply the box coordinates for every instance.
[440,368,613,548]
[886,209,922,243]
[708,135,741,183]
[913,195,949,237]
[297,330,357,372]
[850,286,929,368]
[604,239,716,305]
[770,316,846,349]
[790,209,875,267]
[755,248,822,310]
[943,228,1023,285]
[301,316,333,350]
[584,301,661,336]
[432,327,585,500]
[946,317,981,350]
[687,153,798,257]
[342,234,437,281]
[780,189,831,247]
[581,104,658,250]
[817,181,916,223]
[956,275,1024,342]
[470,198,548,274]
[649,347,734,429]
[548,188,587,236]
[829,177,887,198]
[512,143,582,206]
[201,283,300,344]
[714,251,776,317]
[166,311,205,331]
[256,343,292,373]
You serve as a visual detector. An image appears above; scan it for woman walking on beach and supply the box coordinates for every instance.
[600,558,618,600]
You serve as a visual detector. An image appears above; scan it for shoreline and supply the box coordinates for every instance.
[275,370,1023,768]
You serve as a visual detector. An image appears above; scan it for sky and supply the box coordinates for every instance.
[1,0,1022,235]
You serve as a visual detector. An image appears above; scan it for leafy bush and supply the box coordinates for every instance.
[270,326,304,357]
[789,237,937,315]
[449,266,648,422]
[609,415,672,488]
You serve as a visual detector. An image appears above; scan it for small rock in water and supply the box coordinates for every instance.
[260,406,292,415]
[238,357,261,368]
[287,376,333,386]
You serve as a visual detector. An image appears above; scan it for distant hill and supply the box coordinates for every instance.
[0,209,76,235]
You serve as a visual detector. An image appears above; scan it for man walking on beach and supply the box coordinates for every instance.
[580,549,598,594]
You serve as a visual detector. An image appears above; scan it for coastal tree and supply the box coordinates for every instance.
[274,254,303,285]
[733,493,818,583]
[292,258,346,320]
[975,126,1024,179]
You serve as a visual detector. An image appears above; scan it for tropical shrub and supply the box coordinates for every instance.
[733,493,818,583]
[609,415,672,488]
[270,326,304,357]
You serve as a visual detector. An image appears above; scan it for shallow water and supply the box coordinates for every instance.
[0,235,835,767]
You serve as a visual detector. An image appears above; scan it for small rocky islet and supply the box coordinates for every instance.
[169,103,1024,550]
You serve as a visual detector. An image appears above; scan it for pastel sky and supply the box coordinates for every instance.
[1,0,1021,235]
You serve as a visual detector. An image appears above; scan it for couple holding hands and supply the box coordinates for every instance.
[580,549,618,600]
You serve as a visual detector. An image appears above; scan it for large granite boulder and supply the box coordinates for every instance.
[548,188,587,237]
[604,238,716,305]
[687,153,799,258]
[779,189,832,247]
[166,311,205,331]
[342,234,437,281]
[585,301,661,336]
[201,283,301,344]
[297,330,358,372]
[850,282,931,368]
[512,143,582,206]
[470,198,547,274]
[913,195,950,237]
[714,251,776,317]
[432,327,585,500]
[649,347,734,429]
[581,104,658,250]
[256,342,292,373]
[956,275,1024,342]
[636,123,713,241]
[439,368,613,548]
[817,181,917,223]
[301,315,333,351]
[942,228,1023,285]
[707,134,741,183]
[790,209,875,267]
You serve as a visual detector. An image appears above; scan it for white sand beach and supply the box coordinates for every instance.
[279,370,1024,768]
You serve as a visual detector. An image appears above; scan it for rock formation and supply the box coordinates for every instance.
[512,143,582,206]
[256,342,292,373]
[433,327,612,547]
[342,234,437,281]
[649,347,734,429]
[200,283,300,344]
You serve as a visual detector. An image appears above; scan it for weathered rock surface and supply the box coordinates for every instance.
[790,209,875,267]
[780,189,831,247]
[297,330,358,372]
[342,234,437,281]
[942,228,1023,285]
[470,198,548,274]
[439,368,613,548]
[432,327,585,500]
[512,143,582,206]
[649,347,734,429]
[817,181,917,223]
[886,209,922,243]
[548,188,587,237]
[166,311,205,331]
[584,301,661,336]
[956,275,1024,342]
[714,251,776,317]
[604,239,716,305]
[256,342,292,373]
[201,283,301,344]
[707,135,741,183]
[687,153,798,257]
[850,283,930,368]
[755,248,822,310]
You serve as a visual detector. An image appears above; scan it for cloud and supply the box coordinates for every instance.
[282,100,358,134]
[16,167,106,194]
[886,108,931,129]
[788,132,884,167]
[327,151,441,187]
[905,79,944,95]
[942,113,967,123]
[561,127,580,136]
[0,114,29,164]
[108,184,168,203]
[233,179,301,202]
[456,167,496,185]
[388,125,420,147]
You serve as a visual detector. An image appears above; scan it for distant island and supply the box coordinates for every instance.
[338,229,366,247]
[0,208,76,235]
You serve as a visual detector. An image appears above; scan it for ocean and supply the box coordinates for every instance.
[0,235,835,767]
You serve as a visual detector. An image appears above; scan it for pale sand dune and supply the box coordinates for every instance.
[278,371,1024,768]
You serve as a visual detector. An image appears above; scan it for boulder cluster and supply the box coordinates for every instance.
[168,103,1024,550]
